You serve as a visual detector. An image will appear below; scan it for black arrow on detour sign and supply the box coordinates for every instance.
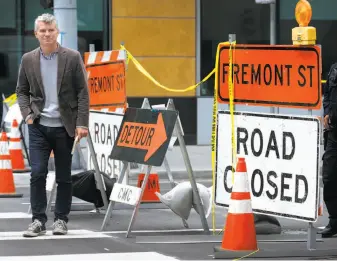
[116,112,167,161]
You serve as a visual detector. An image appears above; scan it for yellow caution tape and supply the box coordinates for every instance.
[3,93,17,107]
[233,249,260,261]
[120,45,215,93]
[228,41,237,183]
[211,41,260,260]
[211,41,226,236]
[211,40,236,236]
[120,43,326,94]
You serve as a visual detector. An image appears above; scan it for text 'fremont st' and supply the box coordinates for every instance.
[222,63,315,87]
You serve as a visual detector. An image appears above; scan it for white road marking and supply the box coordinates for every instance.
[0,252,179,260]
[0,212,31,219]
[0,230,111,241]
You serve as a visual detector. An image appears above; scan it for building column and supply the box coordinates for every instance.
[54,0,77,50]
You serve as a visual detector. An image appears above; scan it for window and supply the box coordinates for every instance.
[0,0,109,96]
[0,0,21,96]
[200,0,270,96]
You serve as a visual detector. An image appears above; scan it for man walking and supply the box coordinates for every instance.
[16,13,89,237]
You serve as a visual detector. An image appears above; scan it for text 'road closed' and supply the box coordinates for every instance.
[215,111,320,221]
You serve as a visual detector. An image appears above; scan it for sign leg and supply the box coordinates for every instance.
[126,165,152,238]
[87,131,109,209]
[176,125,210,233]
[307,222,317,250]
[100,161,129,231]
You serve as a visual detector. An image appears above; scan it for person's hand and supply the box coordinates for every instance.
[26,114,33,125]
[76,127,88,140]
[26,118,33,125]
[324,115,330,129]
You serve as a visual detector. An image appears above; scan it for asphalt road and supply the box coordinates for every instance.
[1,177,337,260]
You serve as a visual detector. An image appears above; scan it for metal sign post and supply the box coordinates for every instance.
[307,108,317,250]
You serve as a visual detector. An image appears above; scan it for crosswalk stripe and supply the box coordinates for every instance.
[0,230,111,241]
[0,252,179,260]
[0,212,31,219]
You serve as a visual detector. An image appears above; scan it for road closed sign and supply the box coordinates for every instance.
[217,44,322,109]
[215,111,320,221]
[84,50,127,111]
[87,111,123,180]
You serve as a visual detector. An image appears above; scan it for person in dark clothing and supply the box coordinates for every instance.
[322,63,337,238]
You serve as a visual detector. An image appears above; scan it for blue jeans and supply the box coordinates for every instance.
[28,123,74,224]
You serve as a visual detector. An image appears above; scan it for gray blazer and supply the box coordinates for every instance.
[16,46,89,138]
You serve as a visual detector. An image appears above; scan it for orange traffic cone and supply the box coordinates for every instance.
[221,157,258,251]
[137,173,161,202]
[9,119,27,172]
[0,131,23,198]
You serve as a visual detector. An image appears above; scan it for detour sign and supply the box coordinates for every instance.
[217,44,322,109]
[84,50,127,111]
[109,108,178,167]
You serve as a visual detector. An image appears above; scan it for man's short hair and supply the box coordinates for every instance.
[34,13,58,31]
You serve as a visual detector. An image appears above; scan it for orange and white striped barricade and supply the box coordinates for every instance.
[84,49,127,113]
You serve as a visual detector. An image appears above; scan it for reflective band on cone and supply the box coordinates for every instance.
[0,159,12,170]
[9,142,22,150]
[228,199,253,214]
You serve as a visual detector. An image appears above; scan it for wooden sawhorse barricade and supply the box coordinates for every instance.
[100,102,210,237]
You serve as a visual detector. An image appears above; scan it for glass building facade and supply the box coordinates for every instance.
[0,0,110,96]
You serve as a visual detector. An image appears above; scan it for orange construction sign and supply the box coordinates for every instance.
[84,50,127,111]
[217,44,322,109]
[109,108,178,167]
[117,113,167,162]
